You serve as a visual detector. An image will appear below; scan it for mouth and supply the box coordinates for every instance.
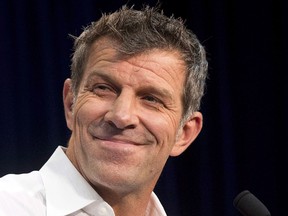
[87,122,156,148]
[94,136,141,146]
[92,136,145,156]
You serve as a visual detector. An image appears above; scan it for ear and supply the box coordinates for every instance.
[170,112,203,157]
[63,78,74,131]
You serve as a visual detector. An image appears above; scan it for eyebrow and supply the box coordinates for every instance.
[85,70,174,100]
[85,70,120,87]
[138,85,174,101]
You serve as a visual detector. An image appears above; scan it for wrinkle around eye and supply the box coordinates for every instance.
[141,97,165,111]
[142,95,161,103]
[90,83,118,98]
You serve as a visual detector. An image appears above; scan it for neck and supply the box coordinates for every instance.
[95,183,155,216]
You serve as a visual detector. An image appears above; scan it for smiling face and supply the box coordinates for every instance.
[63,38,203,196]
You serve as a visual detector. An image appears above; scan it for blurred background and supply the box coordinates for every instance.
[0,0,287,215]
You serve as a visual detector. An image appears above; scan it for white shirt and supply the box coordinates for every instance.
[0,146,167,216]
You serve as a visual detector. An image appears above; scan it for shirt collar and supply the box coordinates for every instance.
[146,192,167,216]
[39,146,166,216]
[39,146,114,216]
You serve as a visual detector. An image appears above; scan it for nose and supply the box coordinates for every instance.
[104,90,139,130]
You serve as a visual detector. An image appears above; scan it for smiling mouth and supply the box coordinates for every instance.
[93,136,144,146]
[88,121,156,146]
[93,136,145,147]
[92,136,145,156]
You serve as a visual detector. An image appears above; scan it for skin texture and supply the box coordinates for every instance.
[63,38,203,216]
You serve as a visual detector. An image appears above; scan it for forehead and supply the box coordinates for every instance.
[83,38,186,89]
[84,37,186,79]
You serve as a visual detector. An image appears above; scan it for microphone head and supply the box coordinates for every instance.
[233,190,271,216]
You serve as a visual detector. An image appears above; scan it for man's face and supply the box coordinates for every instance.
[64,38,202,194]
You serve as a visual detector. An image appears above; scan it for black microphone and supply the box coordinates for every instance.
[233,190,271,216]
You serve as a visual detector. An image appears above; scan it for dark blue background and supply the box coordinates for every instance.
[1,0,287,215]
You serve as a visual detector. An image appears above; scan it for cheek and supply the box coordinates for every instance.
[72,95,108,127]
[72,99,90,131]
[141,111,180,148]
[72,98,108,153]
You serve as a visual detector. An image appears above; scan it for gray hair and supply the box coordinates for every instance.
[70,5,208,121]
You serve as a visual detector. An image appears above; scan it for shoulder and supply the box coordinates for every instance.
[0,171,46,215]
[0,171,44,196]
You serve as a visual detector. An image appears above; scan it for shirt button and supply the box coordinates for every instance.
[97,206,108,215]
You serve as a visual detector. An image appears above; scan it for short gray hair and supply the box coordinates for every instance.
[70,5,208,121]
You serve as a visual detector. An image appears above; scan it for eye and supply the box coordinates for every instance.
[143,95,158,103]
[92,84,116,96]
[142,95,164,108]
[94,84,110,91]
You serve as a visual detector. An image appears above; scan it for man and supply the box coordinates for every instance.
[0,5,207,216]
